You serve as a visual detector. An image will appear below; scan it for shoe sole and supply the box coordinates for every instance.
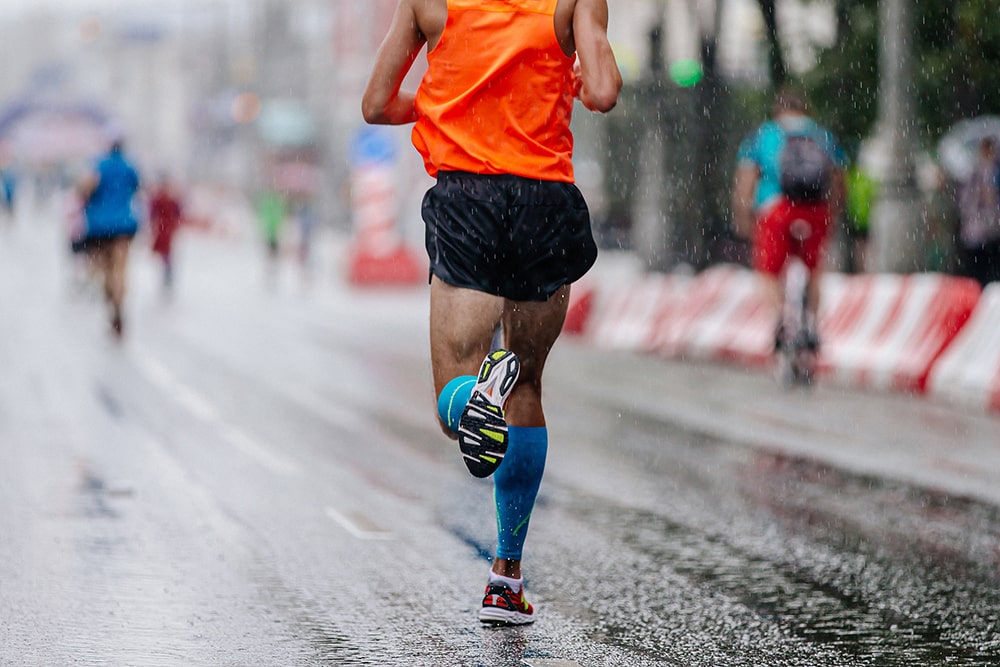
[458,350,520,478]
[479,607,535,625]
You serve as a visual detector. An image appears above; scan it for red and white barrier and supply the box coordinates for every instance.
[817,273,980,393]
[665,265,772,365]
[584,272,691,352]
[566,262,985,400]
[646,266,732,358]
[572,264,773,364]
[562,282,595,336]
[926,282,1000,412]
[346,128,424,286]
[347,163,424,286]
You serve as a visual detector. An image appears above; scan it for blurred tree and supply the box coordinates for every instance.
[915,1,1000,139]
[800,0,880,155]
[757,0,788,88]
[799,0,1000,154]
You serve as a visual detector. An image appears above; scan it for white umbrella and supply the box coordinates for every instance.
[937,115,1000,183]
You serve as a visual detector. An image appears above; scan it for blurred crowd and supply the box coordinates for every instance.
[0,108,998,347]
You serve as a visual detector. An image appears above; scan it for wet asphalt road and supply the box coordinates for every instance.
[2,204,1000,666]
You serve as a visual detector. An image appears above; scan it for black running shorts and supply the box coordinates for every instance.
[72,232,135,254]
[422,171,598,302]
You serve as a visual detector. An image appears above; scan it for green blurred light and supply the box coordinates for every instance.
[670,59,703,87]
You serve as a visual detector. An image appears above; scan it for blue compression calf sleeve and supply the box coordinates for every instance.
[494,426,547,560]
[438,375,476,433]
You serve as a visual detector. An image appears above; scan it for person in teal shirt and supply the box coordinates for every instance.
[731,86,848,352]
[735,112,847,216]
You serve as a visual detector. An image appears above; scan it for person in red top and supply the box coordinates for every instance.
[147,175,184,290]
[363,0,621,625]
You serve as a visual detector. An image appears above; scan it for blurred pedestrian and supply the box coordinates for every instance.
[731,85,848,352]
[1,165,16,217]
[148,174,184,291]
[845,162,877,273]
[77,134,141,339]
[957,137,1000,286]
[290,194,315,273]
[363,0,621,626]
[0,150,16,226]
[255,189,285,283]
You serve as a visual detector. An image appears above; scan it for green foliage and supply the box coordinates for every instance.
[801,1,879,158]
[797,0,1000,158]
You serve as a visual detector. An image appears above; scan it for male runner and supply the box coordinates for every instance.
[732,86,847,351]
[363,0,621,625]
[78,135,141,339]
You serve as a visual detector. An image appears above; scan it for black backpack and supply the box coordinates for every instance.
[779,134,831,202]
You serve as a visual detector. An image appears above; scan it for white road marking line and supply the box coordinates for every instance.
[270,379,367,433]
[135,354,220,421]
[325,507,393,540]
[172,385,220,422]
[523,661,584,667]
[134,352,300,477]
[218,423,300,477]
[133,353,173,386]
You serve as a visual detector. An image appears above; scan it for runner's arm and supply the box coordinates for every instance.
[362,0,426,125]
[76,170,99,203]
[572,0,622,113]
[731,163,758,239]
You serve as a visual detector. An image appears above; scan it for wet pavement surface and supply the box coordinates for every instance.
[2,204,1000,666]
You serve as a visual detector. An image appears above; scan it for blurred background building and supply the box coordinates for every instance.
[0,0,995,276]
[0,0,829,238]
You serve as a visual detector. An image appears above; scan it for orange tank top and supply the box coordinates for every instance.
[412,0,577,182]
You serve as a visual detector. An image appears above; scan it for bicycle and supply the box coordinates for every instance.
[774,219,818,388]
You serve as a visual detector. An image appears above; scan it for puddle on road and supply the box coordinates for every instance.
[733,451,1000,662]
[547,424,1000,666]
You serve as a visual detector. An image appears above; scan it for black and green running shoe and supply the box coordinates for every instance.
[458,349,520,478]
